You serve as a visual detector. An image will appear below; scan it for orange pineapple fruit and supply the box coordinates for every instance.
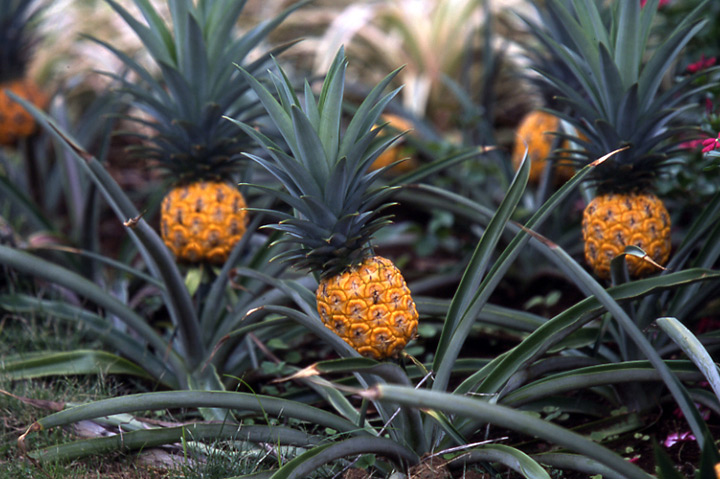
[521,1,706,280]
[0,79,48,145]
[511,110,576,183]
[370,114,417,175]
[317,256,418,360]
[160,181,247,264]
[102,0,302,265]
[582,192,670,280]
[0,1,48,146]
[234,50,419,359]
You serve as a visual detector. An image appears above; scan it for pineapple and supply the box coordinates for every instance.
[524,0,712,279]
[101,0,300,264]
[230,50,418,360]
[510,110,576,184]
[369,113,418,175]
[582,192,670,279]
[0,0,48,146]
[160,181,247,264]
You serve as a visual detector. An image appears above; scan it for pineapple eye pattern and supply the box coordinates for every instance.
[582,193,671,279]
[316,256,419,359]
[160,182,247,264]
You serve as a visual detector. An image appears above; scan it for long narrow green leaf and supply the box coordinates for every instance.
[656,317,720,401]
[268,437,419,479]
[534,453,627,479]
[31,423,318,463]
[462,268,720,397]
[363,385,653,479]
[455,444,551,479]
[128,220,206,369]
[290,105,330,184]
[0,245,187,382]
[434,149,625,394]
[638,15,707,111]
[0,350,151,380]
[316,50,346,166]
[233,66,299,166]
[0,173,54,231]
[500,360,702,407]
[0,294,177,388]
[26,391,367,440]
[433,145,530,368]
[573,0,610,52]
[105,0,173,65]
[131,0,175,59]
[8,92,205,372]
[389,147,489,187]
[33,245,162,287]
[540,237,714,450]
[613,0,640,87]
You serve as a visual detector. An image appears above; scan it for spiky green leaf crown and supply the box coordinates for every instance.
[0,0,44,82]
[227,48,404,277]
[525,0,714,193]
[97,0,305,184]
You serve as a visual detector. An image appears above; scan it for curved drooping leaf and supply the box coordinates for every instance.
[656,317,720,402]
[451,444,551,479]
[0,350,151,381]
[267,437,419,479]
[363,384,653,479]
[31,423,319,463]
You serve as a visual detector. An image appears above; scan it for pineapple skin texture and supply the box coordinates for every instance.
[317,256,419,360]
[161,181,247,264]
[511,110,575,183]
[583,192,671,279]
[0,79,48,145]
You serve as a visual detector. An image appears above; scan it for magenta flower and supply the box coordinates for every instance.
[687,54,717,74]
[640,0,670,7]
[702,134,720,153]
[664,431,695,448]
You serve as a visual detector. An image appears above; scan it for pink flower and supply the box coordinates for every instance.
[702,134,720,153]
[687,55,717,74]
[640,0,670,7]
[664,431,695,448]
[679,138,704,150]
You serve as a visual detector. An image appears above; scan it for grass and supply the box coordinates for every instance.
[0,312,234,478]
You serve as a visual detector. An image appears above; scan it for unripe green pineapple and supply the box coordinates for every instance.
[0,1,48,146]
[232,50,419,359]
[582,192,671,279]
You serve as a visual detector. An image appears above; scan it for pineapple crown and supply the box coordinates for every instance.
[227,48,405,278]
[0,0,44,82]
[96,0,306,183]
[522,0,714,193]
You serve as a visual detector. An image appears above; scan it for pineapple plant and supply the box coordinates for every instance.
[0,0,48,146]
[524,0,712,279]
[100,0,301,264]
[230,49,419,360]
